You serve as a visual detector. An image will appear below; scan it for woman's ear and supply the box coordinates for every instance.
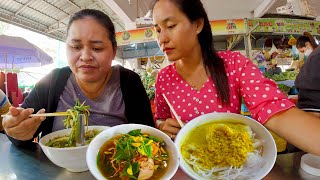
[195,18,204,34]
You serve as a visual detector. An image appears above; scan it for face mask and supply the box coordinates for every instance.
[304,48,312,57]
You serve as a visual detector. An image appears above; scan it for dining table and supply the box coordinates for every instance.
[0,133,318,180]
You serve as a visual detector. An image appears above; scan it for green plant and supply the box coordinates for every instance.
[140,72,156,100]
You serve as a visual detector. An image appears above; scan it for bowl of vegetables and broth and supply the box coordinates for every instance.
[86,124,180,180]
[39,126,108,172]
[175,112,277,180]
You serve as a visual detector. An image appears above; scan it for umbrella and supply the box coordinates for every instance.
[0,35,53,94]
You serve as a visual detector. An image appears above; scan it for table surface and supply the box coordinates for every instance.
[0,133,319,180]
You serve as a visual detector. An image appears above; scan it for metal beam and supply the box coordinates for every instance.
[0,10,65,41]
[66,0,81,9]
[49,15,70,29]
[47,1,103,33]
[47,25,66,33]
[15,0,34,16]
[99,0,132,25]
[253,0,276,17]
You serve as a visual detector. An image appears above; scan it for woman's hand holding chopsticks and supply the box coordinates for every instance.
[2,106,46,141]
[158,118,181,140]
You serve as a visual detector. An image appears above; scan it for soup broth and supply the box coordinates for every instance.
[46,129,101,148]
[97,130,169,180]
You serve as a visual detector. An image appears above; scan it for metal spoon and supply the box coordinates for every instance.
[75,113,85,147]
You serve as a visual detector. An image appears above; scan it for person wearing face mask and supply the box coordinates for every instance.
[295,45,320,118]
[296,32,318,60]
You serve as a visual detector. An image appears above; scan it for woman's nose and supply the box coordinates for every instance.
[158,30,169,45]
[80,48,93,61]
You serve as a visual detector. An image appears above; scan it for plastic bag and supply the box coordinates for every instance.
[146,58,152,73]
[160,54,170,69]
[291,45,300,60]
[269,42,278,55]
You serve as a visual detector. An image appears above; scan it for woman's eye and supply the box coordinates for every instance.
[168,24,176,29]
[71,46,81,50]
[93,48,103,51]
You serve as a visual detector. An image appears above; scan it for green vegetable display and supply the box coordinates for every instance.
[264,71,298,82]
[140,72,156,100]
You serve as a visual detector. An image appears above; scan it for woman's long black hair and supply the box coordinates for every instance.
[151,0,230,104]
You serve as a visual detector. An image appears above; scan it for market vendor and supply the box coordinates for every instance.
[295,45,320,118]
[266,59,282,75]
[296,32,318,59]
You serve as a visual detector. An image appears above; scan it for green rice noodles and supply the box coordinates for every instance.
[181,122,264,180]
[46,100,97,148]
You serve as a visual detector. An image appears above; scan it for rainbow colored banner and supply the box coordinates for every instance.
[116,28,157,46]
[211,19,246,35]
[116,19,246,45]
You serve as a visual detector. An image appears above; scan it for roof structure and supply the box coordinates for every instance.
[0,0,126,41]
[0,0,319,42]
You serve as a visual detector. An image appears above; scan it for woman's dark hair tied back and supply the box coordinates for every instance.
[66,9,117,48]
[151,0,230,104]
[296,31,318,49]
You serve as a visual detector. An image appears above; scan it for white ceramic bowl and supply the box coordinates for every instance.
[300,153,320,176]
[87,124,180,180]
[39,126,108,172]
[175,113,277,180]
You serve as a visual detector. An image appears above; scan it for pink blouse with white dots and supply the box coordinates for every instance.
[155,51,295,124]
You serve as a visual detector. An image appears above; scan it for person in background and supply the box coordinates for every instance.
[266,59,282,75]
[2,9,154,148]
[295,45,320,118]
[296,32,318,58]
[0,89,10,133]
[152,0,320,155]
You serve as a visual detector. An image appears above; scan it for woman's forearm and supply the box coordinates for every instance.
[265,107,320,155]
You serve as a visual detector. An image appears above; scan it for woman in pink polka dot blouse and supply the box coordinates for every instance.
[152,0,320,155]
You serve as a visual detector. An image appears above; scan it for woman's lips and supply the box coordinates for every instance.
[163,48,174,54]
[79,65,96,71]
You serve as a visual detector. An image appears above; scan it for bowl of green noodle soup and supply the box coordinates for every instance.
[39,125,108,172]
[39,100,108,172]
[175,112,277,180]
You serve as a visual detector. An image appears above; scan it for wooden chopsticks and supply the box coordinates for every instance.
[1,112,70,118]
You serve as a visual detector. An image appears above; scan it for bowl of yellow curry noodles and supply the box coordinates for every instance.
[86,124,180,180]
[175,112,277,180]
[39,126,108,172]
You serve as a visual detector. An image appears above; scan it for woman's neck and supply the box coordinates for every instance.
[76,69,112,100]
[179,43,203,72]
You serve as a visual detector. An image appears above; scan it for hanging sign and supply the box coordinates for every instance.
[116,27,157,46]
[247,18,320,35]
[211,19,246,35]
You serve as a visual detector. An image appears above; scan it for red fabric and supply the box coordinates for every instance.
[17,88,23,104]
[11,91,18,107]
[0,72,5,92]
[7,73,18,98]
